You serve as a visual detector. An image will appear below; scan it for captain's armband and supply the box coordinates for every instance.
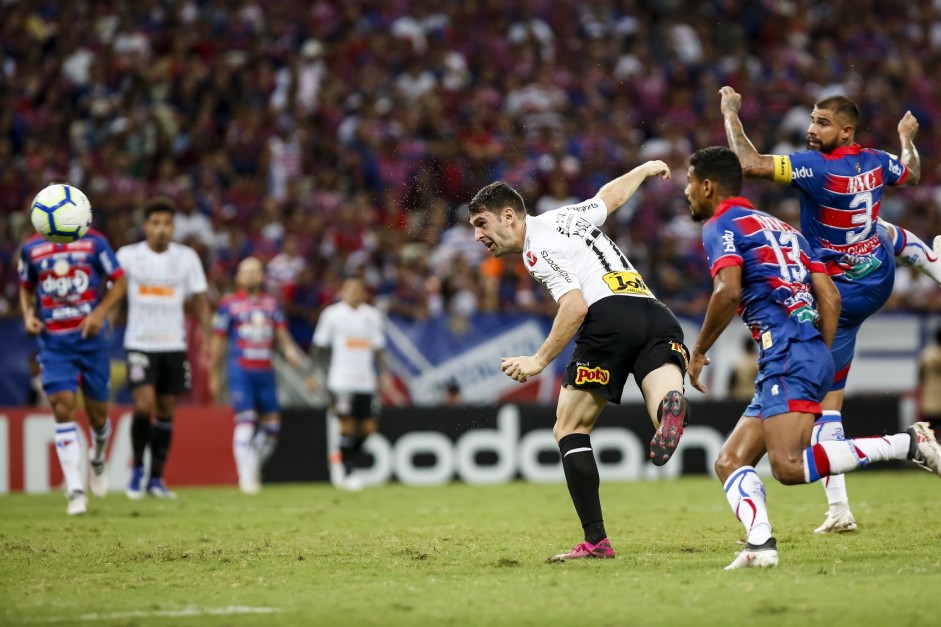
[771,155,792,184]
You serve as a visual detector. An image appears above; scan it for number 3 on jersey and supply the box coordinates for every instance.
[603,270,653,296]
[763,230,807,283]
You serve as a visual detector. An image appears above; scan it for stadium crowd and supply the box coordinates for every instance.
[3,0,941,346]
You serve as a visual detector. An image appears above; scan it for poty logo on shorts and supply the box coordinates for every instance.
[669,342,689,370]
[575,366,609,385]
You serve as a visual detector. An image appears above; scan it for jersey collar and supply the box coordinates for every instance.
[711,196,755,221]
[824,143,862,159]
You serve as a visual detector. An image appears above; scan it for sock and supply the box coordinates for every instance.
[558,433,606,545]
[232,412,258,485]
[892,226,941,284]
[723,466,772,546]
[131,411,151,469]
[253,423,280,466]
[812,411,848,512]
[90,417,111,464]
[54,422,83,494]
[148,418,173,480]
[339,433,357,474]
[803,434,911,482]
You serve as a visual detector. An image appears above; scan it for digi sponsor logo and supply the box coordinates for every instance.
[525,251,538,267]
[669,342,690,370]
[575,365,609,385]
[792,166,814,180]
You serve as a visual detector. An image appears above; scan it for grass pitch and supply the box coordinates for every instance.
[2,471,939,626]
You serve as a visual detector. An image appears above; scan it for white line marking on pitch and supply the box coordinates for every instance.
[26,606,283,622]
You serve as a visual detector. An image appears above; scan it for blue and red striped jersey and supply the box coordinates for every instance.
[702,197,827,359]
[213,290,285,370]
[18,230,123,349]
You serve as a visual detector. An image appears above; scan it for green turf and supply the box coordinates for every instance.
[1,471,939,626]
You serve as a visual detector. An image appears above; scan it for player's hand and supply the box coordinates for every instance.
[898,110,919,141]
[688,351,711,393]
[284,346,301,369]
[644,160,671,181]
[305,373,318,393]
[719,86,742,116]
[501,355,545,383]
[23,314,43,336]
[207,371,220,401]
[81,310,105,338]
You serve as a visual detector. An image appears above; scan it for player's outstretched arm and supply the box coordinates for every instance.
[689,265,742,393]
[898,110,920,185]
[596,160,670,215]
[502,289,587,383]
[276,327,302,368]
[719,86,776,180]
[810,271,841,349]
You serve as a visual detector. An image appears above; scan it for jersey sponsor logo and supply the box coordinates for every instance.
[792,166,814,180]
[574,365,609,385]
[539,250,573,283]
[669,342,690,370]
[602,271,652,296]
[888,161,903,177]
[345,337,371,349]
[139,284,176,297]
[41,266,90,298]
[525,251,538,267]
[824,168,883,194]
[722,230,735,253]
[733,213,796,237]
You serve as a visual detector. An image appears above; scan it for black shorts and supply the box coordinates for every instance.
[331,392,379,420]
[126,350,192,395]
[562,297,689,404]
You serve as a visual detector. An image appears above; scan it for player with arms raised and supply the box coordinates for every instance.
[19,224,126,514]
[469,161,691,562]
[720,87,938,533]
[685,146,941,569]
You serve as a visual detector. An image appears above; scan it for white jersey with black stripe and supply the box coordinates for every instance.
[117,241,208,351]
[521,197,654,307]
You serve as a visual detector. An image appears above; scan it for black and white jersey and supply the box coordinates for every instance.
[522,197,654,306]
[117,242,208,351]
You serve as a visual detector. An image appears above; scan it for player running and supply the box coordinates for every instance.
[685,146,941,569]
[720,86,938,533]
[469,161,691,563]
[209,257,301,494]
[18,228,127,514]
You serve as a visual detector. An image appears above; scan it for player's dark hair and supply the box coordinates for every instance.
[468,182,527,217]
[143,196,177,220]
[815,95,859,127]
[689,146,743,195]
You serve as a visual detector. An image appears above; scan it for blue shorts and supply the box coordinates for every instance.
[743,339,834,420]
[229,367,279,414]
[826,223,896,391]
[38,341,111,402]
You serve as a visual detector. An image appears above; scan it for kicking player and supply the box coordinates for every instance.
[720,86,937,533]
[311,276,389,491]
[685,146,941,569]
[19,227,127,514]
[469,161,691,563]
[117,197,210,499]
[209,257,301,494]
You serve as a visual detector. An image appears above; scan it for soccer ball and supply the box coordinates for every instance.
[30,183,93,244]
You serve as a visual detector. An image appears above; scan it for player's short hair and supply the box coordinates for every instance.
[689,146,743,195]
[143,196,177,220]
[815,95,859,127]
[468,182,527,217]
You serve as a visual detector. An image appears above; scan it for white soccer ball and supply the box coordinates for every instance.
[30,183,93,244]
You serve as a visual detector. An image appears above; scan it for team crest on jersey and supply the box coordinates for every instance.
[525,250,538,267]
[669,341,690,370]
[574,365,609,385]
[53,259,70,276]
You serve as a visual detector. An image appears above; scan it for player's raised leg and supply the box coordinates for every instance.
[641,361,690,466]
[882,220,941,286]
[546,387,615,563]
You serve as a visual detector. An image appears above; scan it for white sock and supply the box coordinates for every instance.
[90,418,111,464]
[812,411,848,512]
[893,226,941,285]
[252,423,280,466]
[232,413,258,486]
[803,434,911,480]
[723,466,772,546]
[55,422,84,494]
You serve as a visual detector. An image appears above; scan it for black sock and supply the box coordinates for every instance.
[131,412,151,468]
[339,434,357,474]
[148,418,173,480]
[559,433,606,545]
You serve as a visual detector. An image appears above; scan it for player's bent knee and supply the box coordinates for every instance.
[770,459,805,486]
[714,451,744,482]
